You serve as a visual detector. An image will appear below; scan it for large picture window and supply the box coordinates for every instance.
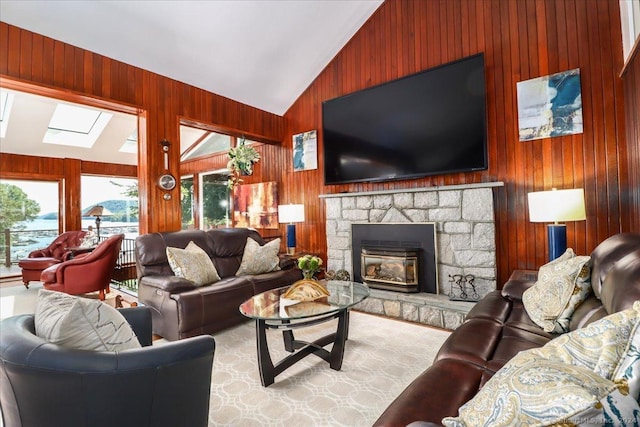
[0,179,59,278]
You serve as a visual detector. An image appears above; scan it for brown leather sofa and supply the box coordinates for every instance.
[18,230,87,288]
[135,228,302,341]
[374,232,640,427]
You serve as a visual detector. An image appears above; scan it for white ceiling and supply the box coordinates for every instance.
[0,0,383,116]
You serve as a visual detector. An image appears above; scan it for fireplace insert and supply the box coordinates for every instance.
[361,247,420,292]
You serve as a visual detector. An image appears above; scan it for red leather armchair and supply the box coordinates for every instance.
[18,230,87,288]
[41,233,124,300]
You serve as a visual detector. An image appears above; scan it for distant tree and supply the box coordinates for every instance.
[0,183,41,232]
[109,180,139,219]
[0,184,41,253]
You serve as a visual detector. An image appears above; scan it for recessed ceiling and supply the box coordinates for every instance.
[0,0,383,116]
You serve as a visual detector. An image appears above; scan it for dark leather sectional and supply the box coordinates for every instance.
[374,232,640,426]
[135,228,302,341]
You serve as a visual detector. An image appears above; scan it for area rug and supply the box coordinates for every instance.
[0,284,451,426]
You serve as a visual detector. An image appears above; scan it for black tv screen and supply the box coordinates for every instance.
[322,53,487,185]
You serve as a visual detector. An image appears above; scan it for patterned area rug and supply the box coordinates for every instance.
[0,284,451,426]
[207,311,450,426]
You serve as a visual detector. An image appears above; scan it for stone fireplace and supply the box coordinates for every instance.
[320,182,504,329]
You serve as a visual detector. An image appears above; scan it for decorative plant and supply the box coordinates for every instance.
[297,254,323,280]
[227,137,261,189]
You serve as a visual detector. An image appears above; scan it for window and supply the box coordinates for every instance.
[199,172,231,229]
[0,179,59,278]
[80,176,139,238]
[181,176,195,230]
[621,0,640,61]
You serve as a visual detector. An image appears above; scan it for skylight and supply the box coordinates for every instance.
[119,130,137,153]
[181,133,231,161]
[43,103,112,148]
[0,91,15,138]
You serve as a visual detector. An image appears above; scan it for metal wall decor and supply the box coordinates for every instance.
[448,274,479,301]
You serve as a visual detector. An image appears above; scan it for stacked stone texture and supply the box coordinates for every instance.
[324,185,499,330]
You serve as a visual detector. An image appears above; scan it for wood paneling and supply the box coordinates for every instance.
[1,21,284,234]
[622,42,640,232]
[1,1,637,285]
[281,0,634,285]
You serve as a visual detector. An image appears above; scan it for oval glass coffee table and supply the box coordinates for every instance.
[239,280,369,387]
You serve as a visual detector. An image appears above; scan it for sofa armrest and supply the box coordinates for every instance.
[278,254,297,270]
[40,263,60,283]
[119,306,153,347]
[139,275,197,294]
[500,269,537,301]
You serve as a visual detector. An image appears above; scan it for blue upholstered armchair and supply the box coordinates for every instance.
[0,306,215,427]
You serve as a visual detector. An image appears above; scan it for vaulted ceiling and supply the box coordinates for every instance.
[0,1,383,165]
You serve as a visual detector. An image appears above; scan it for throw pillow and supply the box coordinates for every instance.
[612,314,640,401]
[441,352,640,427]
[529,301,640,380]
[236,237,281,276]
[522,248,592,333]
[166,241,220,286]
[35,289,141,352]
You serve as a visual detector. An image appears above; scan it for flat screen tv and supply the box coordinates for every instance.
[322,53,487,185]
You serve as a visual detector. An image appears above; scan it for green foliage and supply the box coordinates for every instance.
[227,137,260,189]
[0,183,40,245]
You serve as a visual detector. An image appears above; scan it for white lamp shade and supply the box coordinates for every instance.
[278,204,305,223]
[528,188,586,223]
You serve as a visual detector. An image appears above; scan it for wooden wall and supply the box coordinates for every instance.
[0,21,284,235]
[1,1,637,286]
[281,0,635,284]
[622,43,640,233]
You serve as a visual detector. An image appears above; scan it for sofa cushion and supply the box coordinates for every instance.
[34,289,141,352]
[166,241,220,286]
[442,352,639,427]
[236,237,281,275]
[522,249,592,333]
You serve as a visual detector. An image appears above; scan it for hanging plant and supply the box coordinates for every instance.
[227,136,260,189]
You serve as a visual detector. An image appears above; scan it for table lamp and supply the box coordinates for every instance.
[85,205,113,240]
[278,204,305,255]
[528,188,586,261]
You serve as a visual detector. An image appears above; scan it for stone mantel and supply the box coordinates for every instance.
[319,181,504,199]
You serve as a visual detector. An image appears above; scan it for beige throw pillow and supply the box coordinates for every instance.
[522,248,592,333]
[236,237,281,275]
[35,289,141,352]
[166,241,220,286]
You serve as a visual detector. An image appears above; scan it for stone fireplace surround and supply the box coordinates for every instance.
[320,182,504,330]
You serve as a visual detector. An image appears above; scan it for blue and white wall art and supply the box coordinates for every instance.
[517,68,583,141]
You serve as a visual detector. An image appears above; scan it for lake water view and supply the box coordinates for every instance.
[6,219,139,263]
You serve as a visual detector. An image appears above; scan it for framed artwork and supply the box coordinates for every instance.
[232,181,278,229]
[516,68,583,141]
[293,130,318,171]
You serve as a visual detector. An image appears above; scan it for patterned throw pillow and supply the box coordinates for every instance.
[441,352,640,427]
[35,289,141,352]
[529,301,640,380]
[613,315,640,401]
[522,248,592,333]
[236,237,281,275]
[166,241,220,286]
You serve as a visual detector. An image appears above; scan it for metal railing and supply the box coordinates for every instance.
[1,226,139,293]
